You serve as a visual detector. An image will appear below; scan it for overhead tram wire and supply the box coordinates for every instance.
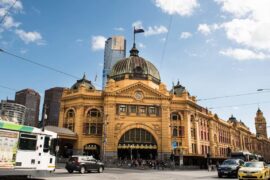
[197,90,270,101]
[159,15,173,74]
[0,0,18,25]
[0,85,17,91]
[209,101,270,110]
[0,48,80,79]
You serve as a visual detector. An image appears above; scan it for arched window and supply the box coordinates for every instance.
[171,112,181,121]
[65,109,75,131]
[84,108,102,136]
[87,109,101,118]
[67,109,75,118]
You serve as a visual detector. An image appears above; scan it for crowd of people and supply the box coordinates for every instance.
[117,159,167,169]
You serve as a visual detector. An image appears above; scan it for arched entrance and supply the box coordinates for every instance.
[83,143,100,159]
[117,128,157,160]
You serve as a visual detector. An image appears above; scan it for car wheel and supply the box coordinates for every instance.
[218,173,222,178]
[80,166,86,174]
[68,169,73,173]
[98,166,104,173]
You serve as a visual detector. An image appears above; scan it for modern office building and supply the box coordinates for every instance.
[41,87,64,127]
[0,100,26,124]
[102,36,126,89]
[15,89,40,127]
[58,43,270,165]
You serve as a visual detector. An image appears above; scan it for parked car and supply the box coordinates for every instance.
[217,159,244,178]
[65,155,104,174]
[238,161,269,180]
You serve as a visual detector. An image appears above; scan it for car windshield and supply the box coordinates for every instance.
[243,162,263,168]
[222,160,238,165]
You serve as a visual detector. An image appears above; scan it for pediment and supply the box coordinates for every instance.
[113,82,169,99]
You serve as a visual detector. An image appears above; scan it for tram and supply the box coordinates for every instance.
[0,119,57,172]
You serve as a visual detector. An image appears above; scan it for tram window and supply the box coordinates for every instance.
[19,134,37,151]
[43,136,50,153]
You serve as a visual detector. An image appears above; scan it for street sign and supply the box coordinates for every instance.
[172,141,177,149]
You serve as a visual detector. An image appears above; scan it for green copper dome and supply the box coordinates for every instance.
[109,46,161,84]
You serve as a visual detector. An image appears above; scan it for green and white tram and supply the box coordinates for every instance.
[0,118,57,172]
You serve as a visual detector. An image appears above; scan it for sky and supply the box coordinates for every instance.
[0,0,270,135]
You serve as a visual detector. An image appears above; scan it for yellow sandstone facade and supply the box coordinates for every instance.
[58,45,270,165]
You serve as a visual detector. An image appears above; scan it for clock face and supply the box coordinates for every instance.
[134,91,143,100]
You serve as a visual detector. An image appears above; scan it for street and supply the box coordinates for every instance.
[40,168,238,180]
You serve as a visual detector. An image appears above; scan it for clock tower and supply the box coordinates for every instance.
[255,108,268,138]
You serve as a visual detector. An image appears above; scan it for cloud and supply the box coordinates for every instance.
[76,39,83,43]
[210,0,270,60]
[3,16,20,29]
[138,43,146,48]
[0,0,23,11]
[197,24,220,36]
[114,27,125,31]
[91,36,106,51]
[15,29,43,44]
[180,32,192,39]
[132,21,143,29]
[197,24,211,35]
[219,48,269,61]
[154,0,199,16]
[144,25,168,36]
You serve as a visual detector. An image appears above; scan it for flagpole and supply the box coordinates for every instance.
[133,27,135,47]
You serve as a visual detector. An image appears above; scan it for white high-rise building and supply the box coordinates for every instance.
[0,100,26,124]
[102,36,126,89]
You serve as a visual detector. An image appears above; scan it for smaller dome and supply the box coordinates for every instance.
[228,115,237,123]
[71,74,95,90]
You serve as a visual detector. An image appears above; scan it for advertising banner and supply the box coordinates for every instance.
[0,129,19,169]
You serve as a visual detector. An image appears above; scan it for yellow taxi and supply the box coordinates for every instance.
[238,161,269,180]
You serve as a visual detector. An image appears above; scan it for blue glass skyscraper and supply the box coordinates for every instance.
[102,36,126,89]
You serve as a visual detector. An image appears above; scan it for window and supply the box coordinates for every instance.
[90,124,97,134]
[43,136,50,153]
[139,107,146,114]
[67,109,74,118]
[87,109,101,118]
[119,105,126,113]
[130,106,137,113]
[173,127,178,137]
[179,126,184,137]
[19,134,37,151]
[149,107,156,114]
[171,113,180,121]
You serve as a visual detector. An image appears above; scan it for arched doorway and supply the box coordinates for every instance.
[83,143,100,159]
[117,128,157,160]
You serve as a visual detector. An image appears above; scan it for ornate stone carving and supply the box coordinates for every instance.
[115,123,124,132]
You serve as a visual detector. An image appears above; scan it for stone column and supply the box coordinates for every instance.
[74,105,84,154]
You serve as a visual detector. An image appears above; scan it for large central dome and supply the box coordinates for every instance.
[109,45,161,84]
